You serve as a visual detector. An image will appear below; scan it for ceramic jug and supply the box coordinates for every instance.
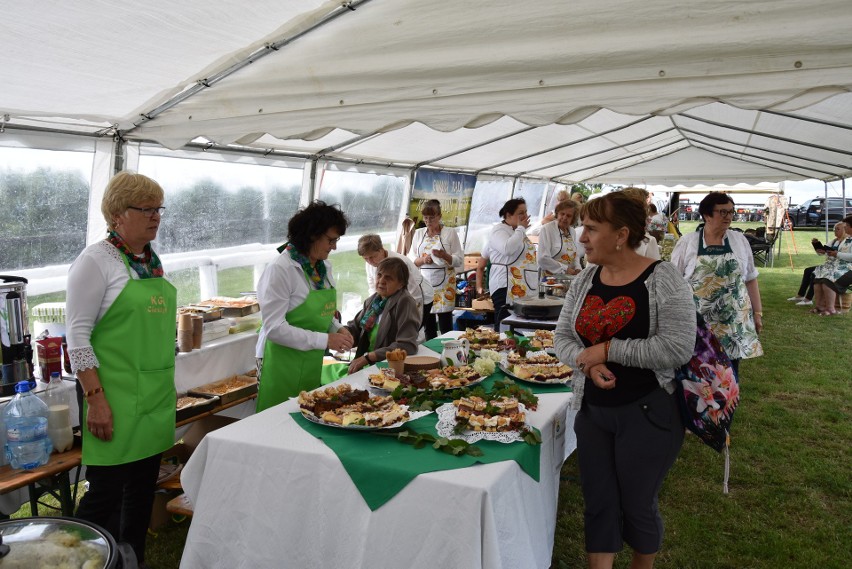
[440,338,470,367]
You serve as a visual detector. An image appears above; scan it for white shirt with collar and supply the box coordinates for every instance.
[255,252,342,358]
[537,221,583,274]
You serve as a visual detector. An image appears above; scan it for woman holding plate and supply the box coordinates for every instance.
[255,201,353,411]
[409,199,464,338]
[538,199,584,276]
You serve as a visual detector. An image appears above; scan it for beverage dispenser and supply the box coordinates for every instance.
[0,276,33,396]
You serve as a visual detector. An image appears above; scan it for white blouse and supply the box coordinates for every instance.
[486,222,535,295]
[408,226,464,272]
[537,221,583,274]
[255,253,342,358]
[66,240,162,372]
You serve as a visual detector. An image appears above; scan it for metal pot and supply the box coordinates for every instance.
[0,516,137,569]
[512,297,565,320]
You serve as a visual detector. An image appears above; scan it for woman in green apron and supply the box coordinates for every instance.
[671,192,764,377]
[66,172,176,565]
[255,201,352,411]
[342,257,421,374]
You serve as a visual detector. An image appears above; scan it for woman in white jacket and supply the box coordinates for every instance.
[486,198,539,330]
[409,199,464,337]
[538,199,584,275]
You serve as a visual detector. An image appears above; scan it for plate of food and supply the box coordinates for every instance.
[368,364,486,392]
[499,350,572,384]
[297,384,418,430]
[525,329,555,352]
[434,396,528,443]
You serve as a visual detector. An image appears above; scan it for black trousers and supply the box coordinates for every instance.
[491,287,509,332]
[796,266,816,299]
[75,453,163,563]
[574,388,684,554]
[423,303,453,339]
[422,302,437,340]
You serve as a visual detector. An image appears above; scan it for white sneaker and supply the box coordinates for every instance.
[787,296,804,302]
[797,300,813,306]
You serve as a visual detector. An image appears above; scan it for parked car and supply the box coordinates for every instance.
[786,197,852,227]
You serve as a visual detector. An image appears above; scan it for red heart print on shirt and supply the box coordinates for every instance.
[577,295,636,344]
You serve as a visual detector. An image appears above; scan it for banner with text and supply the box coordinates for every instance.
[409,171,476,243]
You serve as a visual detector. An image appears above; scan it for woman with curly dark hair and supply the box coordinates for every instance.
[255,201,353,411]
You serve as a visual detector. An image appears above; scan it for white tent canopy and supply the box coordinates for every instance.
[3,0,852,186]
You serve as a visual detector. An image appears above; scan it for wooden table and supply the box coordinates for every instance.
[0,446,82,516]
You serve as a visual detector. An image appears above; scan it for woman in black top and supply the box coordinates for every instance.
[554,192,695,569]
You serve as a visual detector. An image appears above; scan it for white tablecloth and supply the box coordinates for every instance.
[175,331,258,394]
[180,334,577,569]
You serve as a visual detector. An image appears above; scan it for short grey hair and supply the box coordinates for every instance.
[357,234,384,256]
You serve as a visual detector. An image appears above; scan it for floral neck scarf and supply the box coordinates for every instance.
[279,242,329,290]
[107,231,164,279]
[359,294,389,332]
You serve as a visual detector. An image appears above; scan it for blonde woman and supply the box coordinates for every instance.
[812,216,852,315]
[409,199,464,337]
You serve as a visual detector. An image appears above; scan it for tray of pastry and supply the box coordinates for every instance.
[176,393,220,422]
[196,297,260,317]
[188,372,258,405]
[178,305,224,322]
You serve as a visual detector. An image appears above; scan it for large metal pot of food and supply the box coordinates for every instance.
[511,297,565,320]
[0,516,137,568]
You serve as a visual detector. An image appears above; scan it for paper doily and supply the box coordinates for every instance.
[434,402,526,444]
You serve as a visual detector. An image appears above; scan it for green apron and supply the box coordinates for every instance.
[85,254,177,465]
[257,273,336,411]
[320,316,382,384]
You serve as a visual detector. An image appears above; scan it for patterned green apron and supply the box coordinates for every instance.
[689,229,763,360]
[86,254,177,465]
[257,273,336,411]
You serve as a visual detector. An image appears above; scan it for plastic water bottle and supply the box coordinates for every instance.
[43,372,74,453]
[3,381,53,470]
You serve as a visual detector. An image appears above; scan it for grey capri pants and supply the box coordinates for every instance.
[574,387,684,554]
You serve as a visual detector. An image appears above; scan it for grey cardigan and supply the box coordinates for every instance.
[344,289,421,362]
[554,261,696,410]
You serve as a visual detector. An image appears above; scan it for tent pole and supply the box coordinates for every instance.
[303,158,318,207]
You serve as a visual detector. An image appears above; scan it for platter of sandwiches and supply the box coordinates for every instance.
[458,326,504,351]
[499,350,572,384]
[453,396,526,433]
[527,329,555,352]
[368,365,484,392]
[298,384,411,430]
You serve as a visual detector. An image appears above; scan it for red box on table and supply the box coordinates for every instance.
[36,336,63,381]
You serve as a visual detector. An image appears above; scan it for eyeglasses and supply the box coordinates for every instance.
[128,206,166,218]
[713,209,735,218]
[324,234,341,245]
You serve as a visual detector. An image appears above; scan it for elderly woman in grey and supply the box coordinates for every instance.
[343,257,421,374]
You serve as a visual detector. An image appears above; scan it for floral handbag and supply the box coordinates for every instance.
[674,313,739,492]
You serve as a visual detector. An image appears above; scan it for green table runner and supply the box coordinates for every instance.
[292,411,540,510]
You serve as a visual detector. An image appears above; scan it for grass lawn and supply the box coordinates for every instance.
[16,224,850,568]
